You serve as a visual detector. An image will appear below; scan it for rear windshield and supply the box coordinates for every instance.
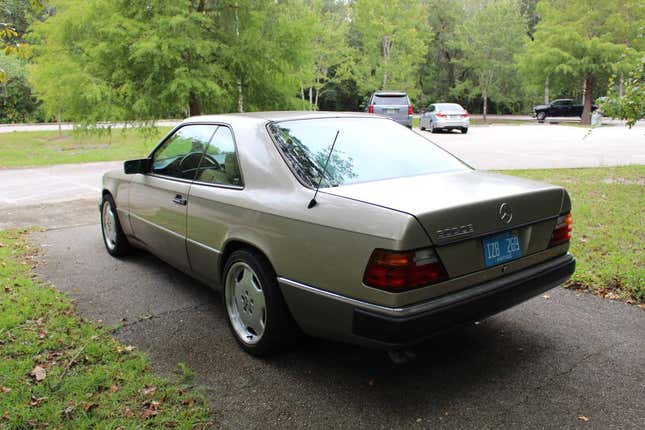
[373,95,408,105]
[268,117,468,188]
[435,103,464,112]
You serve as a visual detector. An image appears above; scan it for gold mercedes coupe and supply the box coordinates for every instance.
[100,112,575,356]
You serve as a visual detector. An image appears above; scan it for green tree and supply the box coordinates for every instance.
[599,60,645,127]
[351,0,430,99]
[452,0,528,120]
[517,0,638,124]
[298,0,353,109]
[418,0,463,107]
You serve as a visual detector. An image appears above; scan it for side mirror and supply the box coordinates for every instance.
[124,158,151,175]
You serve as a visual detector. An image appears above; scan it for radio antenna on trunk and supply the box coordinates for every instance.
[308,130,340,209]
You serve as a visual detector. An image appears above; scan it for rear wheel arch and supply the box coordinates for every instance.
[219,240,276,283]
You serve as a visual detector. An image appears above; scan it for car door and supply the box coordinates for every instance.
[129,124,218,272]
[186,125,244,284]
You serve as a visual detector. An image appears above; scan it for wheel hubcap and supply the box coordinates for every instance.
[225,262,267,345]
[102,202,117,251]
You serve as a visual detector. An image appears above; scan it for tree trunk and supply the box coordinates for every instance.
[314,88,319,110]
[57,109,62,137]
[544,76,550,105]
[189,92,201,116]
[482,89,488,123]
[237,79,244,113]
[300,86,305,101]
[235,3,243,113]
[581,73,594,125]
[618,73,624,98]
[382,35,391,88]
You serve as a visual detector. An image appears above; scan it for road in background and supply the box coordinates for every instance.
[420,123,644,169]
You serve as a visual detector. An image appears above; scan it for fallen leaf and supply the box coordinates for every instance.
[1,411,9,420]
[542,294,551,299]
[0,387,10,394]
[141,401,160,419]
[108,385,120,393]
[80,402,99,413]
[142,386,156,397]
[116,345,136,354]
[638,304,645,311]
[578,416,589,422]
[180,398,195,407]
[123,407,134,418]
[61,406,75,420]
[29,396,47,408]
[164,422,178,428]
[3,287,12,293]
[30,365,47,381]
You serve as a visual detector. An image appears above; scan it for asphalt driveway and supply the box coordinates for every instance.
[33,224,645,429]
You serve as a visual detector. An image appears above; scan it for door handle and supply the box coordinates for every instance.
[172,194,187,206]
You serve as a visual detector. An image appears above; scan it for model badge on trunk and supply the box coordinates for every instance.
[499,203,513,224]
[436,224,474,240]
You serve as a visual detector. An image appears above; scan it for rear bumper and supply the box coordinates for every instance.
[435,119,469,128]
[279,253,574,348]
[393,117,412,127]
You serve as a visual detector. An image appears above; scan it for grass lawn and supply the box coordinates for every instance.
[509,165,644,304]
[0,230,211,428]
[0,128,170,168]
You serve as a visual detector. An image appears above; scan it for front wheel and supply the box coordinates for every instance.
[461,127,468,134]
[100,194,131,257]
[536,111,546,121]
[223,249,297,356]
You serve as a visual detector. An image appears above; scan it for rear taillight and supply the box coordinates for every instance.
[436,112,446,118]
[550,213,573,246]
[408,105,413,115]
[462,111,470,118]
[363,248,447,292]
[368,105,374,113]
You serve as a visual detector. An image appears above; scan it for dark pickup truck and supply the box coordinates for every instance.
[533,99,596,121]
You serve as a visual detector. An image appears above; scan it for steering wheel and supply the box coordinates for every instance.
[178,152,221,178]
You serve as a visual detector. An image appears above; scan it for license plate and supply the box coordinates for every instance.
[482,231,522,267]
[385,108,399,114]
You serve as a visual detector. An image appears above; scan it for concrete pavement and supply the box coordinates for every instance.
[417,123,645,169]
[33,224,645,429]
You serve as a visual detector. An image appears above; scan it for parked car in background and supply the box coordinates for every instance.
[365,91,413,128]
[420,103,470,134]
[101,112,575,356]
[532,99,597,121]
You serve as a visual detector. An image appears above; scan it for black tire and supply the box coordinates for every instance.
[536,111,546,121]
[100,194,132,257]
[430,123,438,133]
[223,249,298,356]
[461,127,468,134]
[420,126,426,131]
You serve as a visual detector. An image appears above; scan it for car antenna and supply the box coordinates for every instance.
[308,130,340,209]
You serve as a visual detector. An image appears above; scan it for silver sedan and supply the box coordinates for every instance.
[420,103,470,134]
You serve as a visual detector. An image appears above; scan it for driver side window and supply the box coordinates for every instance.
[152,125,217,180]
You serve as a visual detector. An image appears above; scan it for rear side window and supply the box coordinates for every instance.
[373,95,409,105]
[194,126,243,187]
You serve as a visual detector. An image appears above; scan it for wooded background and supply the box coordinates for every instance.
[1,0,643,124]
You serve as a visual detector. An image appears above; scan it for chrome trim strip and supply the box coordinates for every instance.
[129,212,185,240]
[186,237,222,254]
[278,253,573,318]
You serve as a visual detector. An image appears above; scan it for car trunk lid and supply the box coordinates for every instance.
[324,170,565,277]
